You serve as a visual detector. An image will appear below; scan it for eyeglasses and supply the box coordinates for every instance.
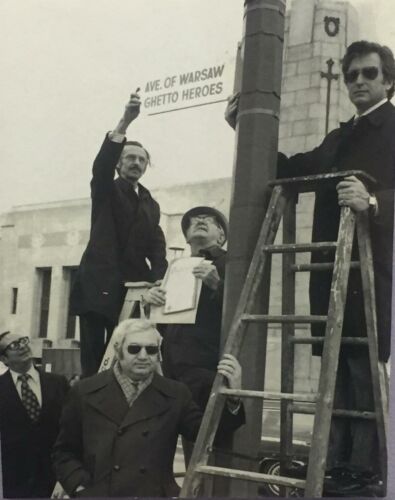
[4,336,30,352]
[190,215,219,226]
[344,66,379,84]
[126,344,159,355]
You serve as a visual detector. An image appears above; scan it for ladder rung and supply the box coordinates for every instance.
[195,465,306,489]
[262,242,337,253]
[290,403,376,420]
[291,336,368,345]
[242,314,327,324]
[290,262,360,272]
[220,388,317,402]
[268,170,377,191]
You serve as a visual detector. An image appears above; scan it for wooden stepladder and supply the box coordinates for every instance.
[99,281,153,372]
[180,170,389,498]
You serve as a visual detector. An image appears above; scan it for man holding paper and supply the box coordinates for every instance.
[144,206,228,411]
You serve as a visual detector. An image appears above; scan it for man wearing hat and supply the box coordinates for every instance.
[144,206,229,461]
[0,331,69,498]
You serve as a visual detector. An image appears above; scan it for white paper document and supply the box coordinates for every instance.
[150,256,209,324]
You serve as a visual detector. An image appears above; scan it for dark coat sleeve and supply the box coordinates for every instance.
[277,128,340,179]
[145,203,168,281]
[90,134,125,205]
[52,387,91,496]
[178,384,245,444]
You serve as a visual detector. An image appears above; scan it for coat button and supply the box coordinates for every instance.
[142,430,149,437]
[139,467,146,474]
[117,428,123,435]
[113,465,121,471]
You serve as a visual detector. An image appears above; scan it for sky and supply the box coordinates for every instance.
[0,0,394,214]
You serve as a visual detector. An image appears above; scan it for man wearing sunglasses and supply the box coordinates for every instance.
[0,331,69,498]
[53,319,244,498]
[70,92,168,378]
[225,40,395,491]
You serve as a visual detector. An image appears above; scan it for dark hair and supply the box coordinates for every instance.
[122,140,151,165]
[0,331,10,354]
[342,40,395,99]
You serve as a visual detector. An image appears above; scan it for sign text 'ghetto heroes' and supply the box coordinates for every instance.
[143,64,225,111]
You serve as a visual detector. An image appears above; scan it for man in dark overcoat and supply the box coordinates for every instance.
[0,330,69,498]
[70,93,168,377]
[144,206,228,464]
[144,207,228,409]
[225,40,394,486]
[53,319,244,498]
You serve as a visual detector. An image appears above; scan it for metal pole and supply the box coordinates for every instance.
[219,0,286,496]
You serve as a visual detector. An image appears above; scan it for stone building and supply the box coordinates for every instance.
[0,0,361,389]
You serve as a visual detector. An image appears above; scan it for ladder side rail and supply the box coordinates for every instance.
[180,185,289,497]
[304,207,356,498]
[280,191,297,485]
[356,211,388,483]
[99,283,152,372]
[99,291,140,372]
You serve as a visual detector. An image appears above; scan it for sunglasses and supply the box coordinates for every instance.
[4,336,30,352]
[344,66,379,84]
[126,344,159,355]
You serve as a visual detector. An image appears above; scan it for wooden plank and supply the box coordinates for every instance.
[180,186,289,497]
[356,212,388,484]
[280,190,297,490]
[220,388,317,402]
[242,314,327,323]
[290,261,360,272]
[305,207,356,498]
[291,336,368,345]
[290,403,376,419]
[196,465,306,489]
[262,242,337,253]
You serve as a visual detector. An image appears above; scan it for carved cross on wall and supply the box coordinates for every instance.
[321,58,339,135]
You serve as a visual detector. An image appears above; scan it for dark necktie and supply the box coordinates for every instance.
[18,373,41,422]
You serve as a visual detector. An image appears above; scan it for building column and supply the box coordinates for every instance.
[46,266,68,344]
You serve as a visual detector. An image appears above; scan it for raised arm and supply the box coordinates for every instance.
[91,93,142,200]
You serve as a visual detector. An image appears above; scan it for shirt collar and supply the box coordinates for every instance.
[116,177,150,199]
[10,364,39,385]
[355,98,388,118]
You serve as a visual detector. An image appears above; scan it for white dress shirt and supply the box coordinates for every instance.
[9,365,42,407]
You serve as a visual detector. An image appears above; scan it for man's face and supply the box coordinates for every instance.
[346,52,392,113]
[118,329,159,381]
[118,145,148,184]
[0,333,33,371]
[185,214,224,247]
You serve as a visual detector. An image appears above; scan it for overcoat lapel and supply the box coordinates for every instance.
[120,382,171,429]
[85,373,129,426]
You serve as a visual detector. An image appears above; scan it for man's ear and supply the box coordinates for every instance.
[217,228,226,246]
[0,353,8,366]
